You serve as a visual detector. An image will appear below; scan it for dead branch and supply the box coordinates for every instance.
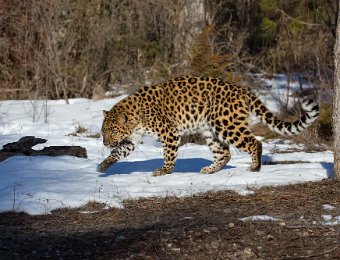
[0,136,87,162]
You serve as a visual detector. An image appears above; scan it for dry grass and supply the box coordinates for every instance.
[67,125,101,139]
[0,179,339,259]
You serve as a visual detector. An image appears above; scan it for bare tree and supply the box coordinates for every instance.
[333,2,340,179]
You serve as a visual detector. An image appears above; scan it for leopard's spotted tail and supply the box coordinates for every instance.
[249,94,319,136]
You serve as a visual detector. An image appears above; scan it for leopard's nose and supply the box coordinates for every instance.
[103,139,111,148]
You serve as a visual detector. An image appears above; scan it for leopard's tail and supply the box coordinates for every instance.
[248,94,319,136]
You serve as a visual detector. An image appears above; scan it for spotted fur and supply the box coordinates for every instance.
[99,76,319,175]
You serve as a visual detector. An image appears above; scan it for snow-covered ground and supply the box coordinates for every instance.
[0,80,334,215]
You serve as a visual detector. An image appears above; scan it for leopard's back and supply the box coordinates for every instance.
[148,76,249,131]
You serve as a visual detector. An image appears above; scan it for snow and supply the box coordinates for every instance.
[321,215,340,226]
[323,204,336,211]
[239,215,283,222]
[253,73,315,113]
[0,82,335,215]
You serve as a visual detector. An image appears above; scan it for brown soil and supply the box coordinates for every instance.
[0,179,339,260]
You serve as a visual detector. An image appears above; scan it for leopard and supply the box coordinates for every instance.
[99,75,319,176]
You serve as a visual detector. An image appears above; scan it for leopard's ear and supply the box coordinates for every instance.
[117,113,128,124]
[103,110,109,117]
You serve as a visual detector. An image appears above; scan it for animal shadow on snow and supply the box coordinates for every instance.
[320,162,334,178]
[99,158,236,176]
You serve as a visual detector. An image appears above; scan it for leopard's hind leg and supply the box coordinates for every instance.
[234,134,262,171]
[213,108,262,171]
[218,124,262,172]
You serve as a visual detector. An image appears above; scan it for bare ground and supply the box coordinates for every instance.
[0,179,339,260]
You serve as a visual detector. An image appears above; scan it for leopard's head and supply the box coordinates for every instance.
[101,109,133,148]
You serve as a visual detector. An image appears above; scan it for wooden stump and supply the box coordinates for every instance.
[0,136,87,162]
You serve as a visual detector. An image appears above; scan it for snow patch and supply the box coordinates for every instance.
[239,215,283,222]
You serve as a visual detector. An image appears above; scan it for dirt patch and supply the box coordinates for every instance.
[0,179,339,259]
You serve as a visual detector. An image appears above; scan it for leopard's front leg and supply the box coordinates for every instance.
[152,133,180,177]
[98,141,135,172]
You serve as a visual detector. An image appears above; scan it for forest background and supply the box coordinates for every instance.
[0,0,337,141]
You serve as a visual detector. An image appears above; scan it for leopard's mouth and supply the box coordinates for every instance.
[109,139,131,149]
[104,141,119,149]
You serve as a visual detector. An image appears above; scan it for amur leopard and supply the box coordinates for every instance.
[99,75,319,176]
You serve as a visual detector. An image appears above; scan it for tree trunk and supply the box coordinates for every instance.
[333,2,340,179]
[174,0,206,62]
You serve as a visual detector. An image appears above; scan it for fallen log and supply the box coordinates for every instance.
[0,136,87,162]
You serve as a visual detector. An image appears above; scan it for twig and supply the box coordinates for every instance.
[279,9,320,27]
[281,245,339,259]
[2,88,29,92]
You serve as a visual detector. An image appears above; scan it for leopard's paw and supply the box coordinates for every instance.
[98,162,110,172]
[200,165,218,174]
[152,168,173,177]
